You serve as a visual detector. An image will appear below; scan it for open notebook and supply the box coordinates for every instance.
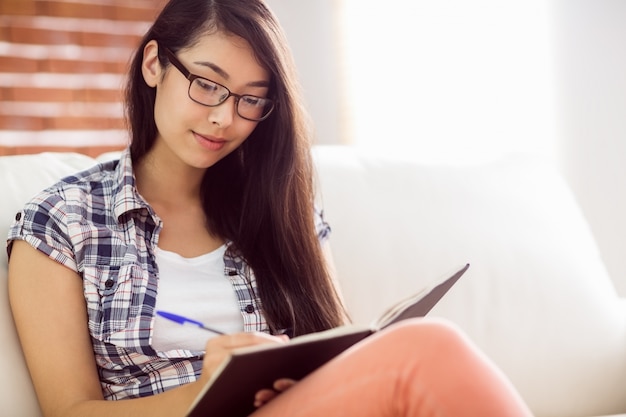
[186,263,470,417]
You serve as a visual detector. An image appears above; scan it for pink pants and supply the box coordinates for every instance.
[251,318,533,417]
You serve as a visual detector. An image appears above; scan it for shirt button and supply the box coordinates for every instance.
[15,212,22,221]
[245,304,255,313]
[104,279,115,289]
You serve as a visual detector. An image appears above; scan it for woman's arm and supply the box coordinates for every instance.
[8,241,285,417]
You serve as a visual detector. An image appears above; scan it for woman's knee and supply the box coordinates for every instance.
[382,317,467,345]
[371,317,475,363]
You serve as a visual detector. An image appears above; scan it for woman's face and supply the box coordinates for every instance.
[141,32,271,170]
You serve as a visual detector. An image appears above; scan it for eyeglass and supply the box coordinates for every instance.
[164,48,275,122]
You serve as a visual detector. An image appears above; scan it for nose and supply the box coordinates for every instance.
[207,96,236,127]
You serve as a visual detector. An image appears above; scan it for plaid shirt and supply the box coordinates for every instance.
[7,148,330,400]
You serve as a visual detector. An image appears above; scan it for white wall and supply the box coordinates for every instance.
[550,0,626,295]
[266,0,626,295]
[264,0,342,145]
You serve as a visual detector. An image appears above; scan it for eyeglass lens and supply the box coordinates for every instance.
[189,78,273,121]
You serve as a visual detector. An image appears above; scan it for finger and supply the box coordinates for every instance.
[254,389,277,407]
[206,332,288,351]
[273,378,297,391]
[201,333,289,384]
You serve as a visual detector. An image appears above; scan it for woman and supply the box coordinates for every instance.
[7,0,533,416]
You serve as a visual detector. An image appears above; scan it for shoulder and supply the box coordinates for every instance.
[22,160,119,218]
[8,159,124,271]
[12,159,122,237]
[52,159,119,201]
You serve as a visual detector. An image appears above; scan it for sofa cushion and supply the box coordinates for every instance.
[313,146,626,417]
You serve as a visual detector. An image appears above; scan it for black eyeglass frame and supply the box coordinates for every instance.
[163,48,275,122]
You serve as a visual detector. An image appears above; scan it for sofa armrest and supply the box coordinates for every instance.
[0,152,100,417]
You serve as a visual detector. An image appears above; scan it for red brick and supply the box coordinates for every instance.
[1,0,163,19]
[0,24,8,42]
[80,31,140,49]
[106,60,130,74]
[46,115,124,130]
[0,1,37,16]
[0,113,124,131]
[84,144,126,157]
[8,27,143,49]
[110,3,163,22]
[0,144,126,157]
[12,86,75,102]
[0,87,12,101]
[115,59,133,73]
[0,56,39,72]
[78,88,124,103]
[38,1,106,19]
[8,25,79,45]
[42,58,104,73]
[0,115,46,130]
[39,58,131,74]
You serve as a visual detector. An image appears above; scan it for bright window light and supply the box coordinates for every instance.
[338,0,557,163]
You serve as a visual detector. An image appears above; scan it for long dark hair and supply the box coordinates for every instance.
[125,0,346,336]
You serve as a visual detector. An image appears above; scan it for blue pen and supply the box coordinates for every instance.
[156,311,226,335]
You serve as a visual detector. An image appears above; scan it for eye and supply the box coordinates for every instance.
[194,78,220,94]
[240,95,266,107]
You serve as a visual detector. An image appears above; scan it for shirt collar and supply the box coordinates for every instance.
[112,148,154,221]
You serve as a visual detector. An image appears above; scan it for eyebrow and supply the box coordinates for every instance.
[193,60,270,88]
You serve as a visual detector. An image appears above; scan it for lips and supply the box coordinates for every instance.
[193,132,227,151]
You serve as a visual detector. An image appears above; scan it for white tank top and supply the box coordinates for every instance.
[151,245,244,352]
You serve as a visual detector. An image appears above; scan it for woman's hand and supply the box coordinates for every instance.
[200,332,295,408]
[200,332,289,385]
[254,378,297,408]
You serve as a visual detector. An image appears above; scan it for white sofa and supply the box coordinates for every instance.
[1,146,625,417]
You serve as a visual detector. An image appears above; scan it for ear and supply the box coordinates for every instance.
[142,40,162,88]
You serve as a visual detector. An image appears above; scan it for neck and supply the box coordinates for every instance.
[134,147,205,207]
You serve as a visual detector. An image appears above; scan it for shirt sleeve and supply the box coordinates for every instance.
[314,206,331,243]
[7,190,78,272]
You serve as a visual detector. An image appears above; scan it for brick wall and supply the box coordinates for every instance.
[0,0,165,156]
